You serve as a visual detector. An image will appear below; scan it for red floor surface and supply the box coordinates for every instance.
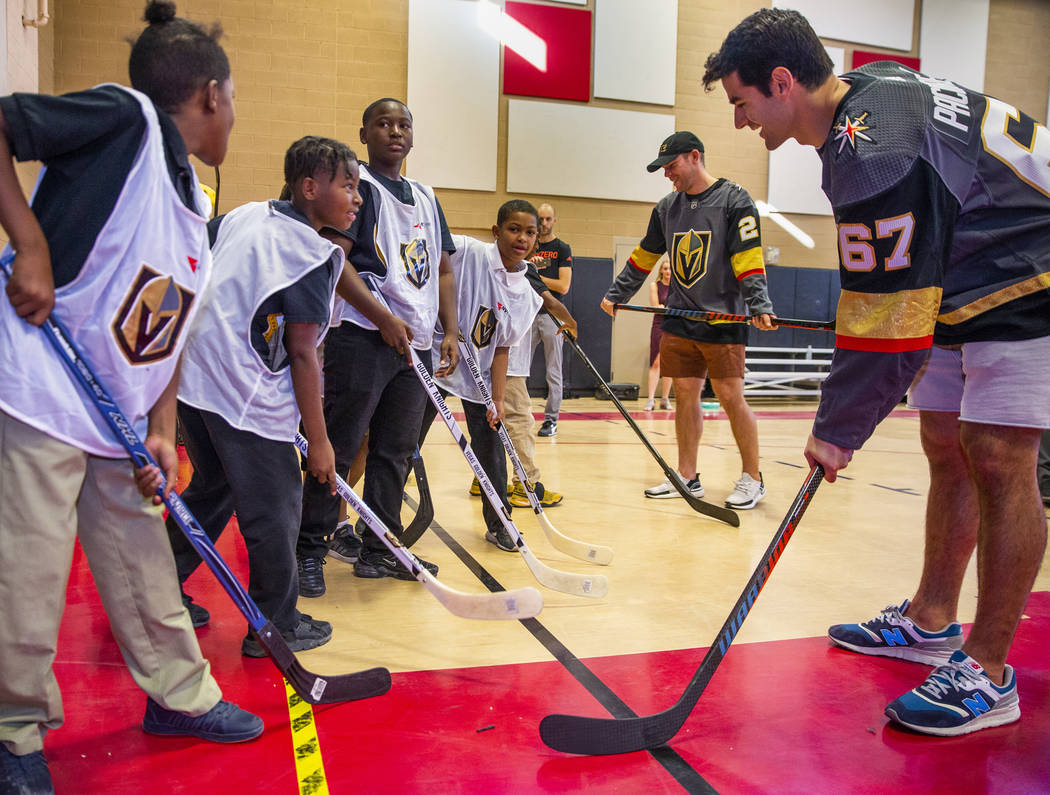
[47,533,1050,794]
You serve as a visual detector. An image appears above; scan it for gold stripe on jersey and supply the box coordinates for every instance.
[373,223,388,269]
[730,247,765,281]
[937,271,1050,325]
[837,286,942,341]
[627,245,661,274]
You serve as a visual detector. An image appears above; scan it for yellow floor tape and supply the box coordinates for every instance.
[285,679,329,795]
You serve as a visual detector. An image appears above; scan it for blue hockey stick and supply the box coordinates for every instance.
[0,251,389,704]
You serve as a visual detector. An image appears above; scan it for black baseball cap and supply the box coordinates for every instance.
[646,131,704,172]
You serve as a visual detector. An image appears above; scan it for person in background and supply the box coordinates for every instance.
[645,258,674,411]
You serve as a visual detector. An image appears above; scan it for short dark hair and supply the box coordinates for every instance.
[497,199,538,227]
[283,136,357,191]
[362,98,411,126]
[128,1,231,113]
[702,9,833,95]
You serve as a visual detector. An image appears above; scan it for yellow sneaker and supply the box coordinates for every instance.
[508,481,530,508]
[537,483,563,507]
[469,477,513,497]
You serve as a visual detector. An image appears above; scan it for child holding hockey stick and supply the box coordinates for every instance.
[166,136,360,657]
[0,3,261,791]
[418,200,544,551]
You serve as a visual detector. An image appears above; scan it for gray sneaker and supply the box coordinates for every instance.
[327,521,362,564]
[241,614,332,658]
[644,475,703,499]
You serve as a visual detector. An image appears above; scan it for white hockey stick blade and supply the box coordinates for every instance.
[295,433,542,620]
[520,544,608,598]
[537,513,614,566]
[422,573,543,620]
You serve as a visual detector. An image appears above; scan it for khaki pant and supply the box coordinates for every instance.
[503,377,540,484]
[0,410,221,756]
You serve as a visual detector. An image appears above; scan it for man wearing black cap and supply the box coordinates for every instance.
[600,131,775,509]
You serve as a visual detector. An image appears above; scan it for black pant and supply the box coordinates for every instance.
[1039,429,1050,498]
[166,403,301,632]
[419,392,511,535]
[299,323,432,557]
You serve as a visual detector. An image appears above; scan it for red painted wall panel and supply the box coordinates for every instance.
[503,2,592,102]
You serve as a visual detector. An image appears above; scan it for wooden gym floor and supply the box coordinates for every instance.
[45,397,1050,793]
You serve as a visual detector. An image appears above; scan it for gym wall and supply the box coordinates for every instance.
[11,1,1050,275]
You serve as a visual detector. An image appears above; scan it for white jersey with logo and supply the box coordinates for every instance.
[507,336,533,378]
[334,164,442,349]
[0,84,211,457]
[178,201,343,442]
[436,235,542,403]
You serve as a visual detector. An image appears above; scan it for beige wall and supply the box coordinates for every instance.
[16,0,1050,269]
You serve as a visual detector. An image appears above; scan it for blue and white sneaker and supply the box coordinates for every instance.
[828,600,963,665]
[885,650,1020,736]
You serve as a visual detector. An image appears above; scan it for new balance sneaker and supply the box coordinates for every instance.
[828,600,963,665]
[241,614,332,658]
[884,650,1021,736]
[469,477,512,496]
[644,475,704,499]
[353,547,438,580]
[142,698,264,743]
[327,521,362,564]
[297,555,326,598]
[724,473,766,509]
[0,745,53,795]
[538,419,557,437]
[181,591,210,628]
[485,527,518,552]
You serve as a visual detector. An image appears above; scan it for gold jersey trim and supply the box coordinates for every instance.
[836,286,942,340]
[937,271,1050,325]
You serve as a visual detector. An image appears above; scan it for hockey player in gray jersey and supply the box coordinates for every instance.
[601,131,775,510]
[705,7,1050,737]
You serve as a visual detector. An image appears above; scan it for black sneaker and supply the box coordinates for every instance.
[326,521,362,563]
[0,745,53,795]
[142,698,264,743]
[485,527,518,552]
[537,419,557,437]
[297,556,326,598]
[240,614,332,658]
[181,591,210,628]
[353,546,438,580]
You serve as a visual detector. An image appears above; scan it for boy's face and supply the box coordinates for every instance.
[198,77,237,167]
[360,101,413,168]
[492,211,538,269]
[313,159,362,232]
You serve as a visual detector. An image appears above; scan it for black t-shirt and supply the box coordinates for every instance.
[0,85,199,287]
[209,201,333,372]
[331,166,454,277]
[532,237,572,299]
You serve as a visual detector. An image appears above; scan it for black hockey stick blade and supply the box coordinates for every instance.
[399,450,434,548]
[555,316,739,527]
[252,621,391,704]
[539,465,824,754]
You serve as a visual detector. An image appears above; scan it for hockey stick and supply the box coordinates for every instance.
[554,315,740,527]
[457,339,613,566]
[613,303,835,331]
[539,464,824,754]
[399,448,433,548]
[294,433,543,620]
[408,348,608,598]
[0,253,389,705]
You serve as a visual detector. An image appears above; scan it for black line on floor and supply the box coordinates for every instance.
[405,495,718,795]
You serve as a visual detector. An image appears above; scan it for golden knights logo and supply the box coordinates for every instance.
[111,265,195,364]
[400,238,431,289]
[470,306,497,349]
[671,230,711,288]
[833,111,874,154]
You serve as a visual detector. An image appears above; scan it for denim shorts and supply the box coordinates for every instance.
[907,336,1050,428]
